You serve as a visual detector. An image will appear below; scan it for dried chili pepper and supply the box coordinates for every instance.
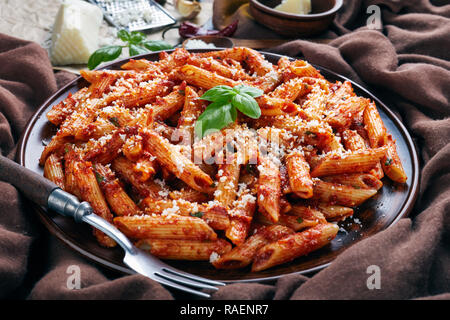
[179,20,238,38]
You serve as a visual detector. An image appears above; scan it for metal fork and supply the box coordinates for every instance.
[0,155,225,298]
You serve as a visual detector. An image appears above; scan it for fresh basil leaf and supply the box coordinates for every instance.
[200,85,236,102]
[87,45,123,70]
[194,101,236,139]
[233,84,263,98]
[117,29,130,42]
[129,31,146,44]
[94,171,106,184]
[232,92,261,119]
[191,211,204,218]
[142,40,174,51]
[296,217,303,224]
[129,44,150,57]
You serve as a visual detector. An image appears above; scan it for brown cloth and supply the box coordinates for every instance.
[0,0,449,300]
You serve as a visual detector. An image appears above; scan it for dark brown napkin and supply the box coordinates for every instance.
[1,0,449,299]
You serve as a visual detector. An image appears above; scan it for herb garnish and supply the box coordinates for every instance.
[191,212,204,218]
[385,158,393,166]
[194,85,263,138]
[88,29,173,70]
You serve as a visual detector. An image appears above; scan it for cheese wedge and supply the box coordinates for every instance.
[274,0,311,15]
[51,0,103,65]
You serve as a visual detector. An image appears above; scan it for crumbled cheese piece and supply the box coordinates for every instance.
[209,252,220,263]
[184,39,217,49]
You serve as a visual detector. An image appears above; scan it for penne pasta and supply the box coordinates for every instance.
[251,223,339,272]
[73,159,116,247]
[257,155,281,223]
[212,225,294,269]
[310,147,387,177]
[114,214,218,241]
[136,238,232,261]
[312,178,378,207]
[93,163,141,216]
[43,153,65,189]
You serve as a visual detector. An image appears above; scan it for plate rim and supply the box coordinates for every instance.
[16,49,420,283]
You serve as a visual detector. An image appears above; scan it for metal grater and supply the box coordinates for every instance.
[87,0,177,32]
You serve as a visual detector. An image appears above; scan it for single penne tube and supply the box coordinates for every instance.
[43,153,65,189]
[310,147,387,177]
[46,88,89,126]
[342,129,367,150]
[93,163,141,216]
[114,214,218,241]
[317,204,354,221]
[198,47,274,76]
[325,97,369,130]
[251,223,339,272]
[111,79,171,109]
[120,59,155,71]
[363,101,387,148]
[212,225,294,269]
[342,129,384,179]
[59,98,103,141]
[176,64,239,89]
[326,81,355,109]
[140,197,230,230]
[285,151,313,198]
[288,204,327,223]
[177,86,205,139]
[270,77,311,101]
[381,134,407,183]
[256,96,299,116]
[111,156,164,199]
[226,189,257,245]
[84,131,125,165]
[157,48,190,73]
[258,204,326,231]
[150,85,186,121]
[39,134,72,165]
[141,128,215,194]
[63,146,82,199]
[312,178,378,207]
[169,187,210,203]
[251,115,334,150]
[322,173,383,190]
[215,154,241,208]
[187,55,252,81]
[257,155,281,223]
[288,59,322,79]
[256,212,319,232]
[85,72,117,99]
[73,159,116,247]
[136,238,232,261]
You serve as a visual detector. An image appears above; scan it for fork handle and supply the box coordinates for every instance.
[0,155,58,207]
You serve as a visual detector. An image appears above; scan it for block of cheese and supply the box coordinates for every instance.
[51,0,103,65]
[274,0,311,15]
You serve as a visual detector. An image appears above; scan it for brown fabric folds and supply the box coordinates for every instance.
[0,0,449,299]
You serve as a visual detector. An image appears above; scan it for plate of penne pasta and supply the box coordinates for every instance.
[17,48,419,282]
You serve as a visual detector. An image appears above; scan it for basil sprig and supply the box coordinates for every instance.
[87,29,173,70]
[194,85,263,139]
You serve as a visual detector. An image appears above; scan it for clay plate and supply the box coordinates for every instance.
[16,49,419,283]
